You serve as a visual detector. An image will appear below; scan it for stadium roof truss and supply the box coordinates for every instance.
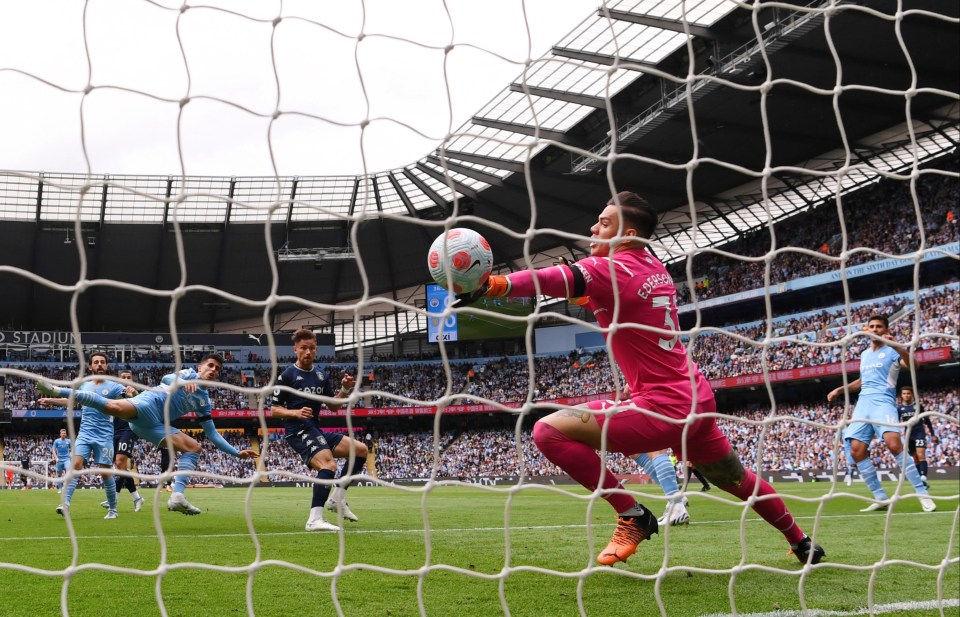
[0,0,956,334]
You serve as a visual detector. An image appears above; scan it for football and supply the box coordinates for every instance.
[427,228,493,293]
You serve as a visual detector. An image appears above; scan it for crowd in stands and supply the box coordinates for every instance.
[673,165,959,305]
[2,285,955,412]
[2,386,956,486]
[691,285,959,380]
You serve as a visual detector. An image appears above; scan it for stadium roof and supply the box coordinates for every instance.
[0,0,957,332]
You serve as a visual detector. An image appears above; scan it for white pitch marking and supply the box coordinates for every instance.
[699,598,959,617]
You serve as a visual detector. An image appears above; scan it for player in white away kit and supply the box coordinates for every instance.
[51,428,71,493]
[458,192,824,566]
[54,352,126,518]
[827,316,936,513]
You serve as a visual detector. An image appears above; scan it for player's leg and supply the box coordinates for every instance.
[117,437,144,509]
[60,440,94,513]
[846,420,889,508]
[633,450,687,526]
[689,421,824,565]
[286,425,340,531]
[55,460,67,493]
[103,446,129,509]
[89,442,119,518]
[912,441,929,488]
[326,436,368,522]
[160,432,202,515]
[37,384,138,420]
[689,465,711,491]
[534,401,658,566]
[842,439,857,486]
[881,430,935,511]
[159,446,173,492]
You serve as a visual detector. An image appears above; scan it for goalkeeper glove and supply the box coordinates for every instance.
[453,275,510,306]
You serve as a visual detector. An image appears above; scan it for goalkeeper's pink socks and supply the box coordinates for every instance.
[533,422,636,513]
[717,469,806,545]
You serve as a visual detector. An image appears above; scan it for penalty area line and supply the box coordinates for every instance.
[699,598,960,617]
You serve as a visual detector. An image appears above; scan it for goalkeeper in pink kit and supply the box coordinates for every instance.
[459,192,824,566]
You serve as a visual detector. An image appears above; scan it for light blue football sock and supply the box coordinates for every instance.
[64,476,79,505]
[651,453,682,504]
[173,451,199,494]
[103,476,117,510]
[897,450,929,495]
[634,453,658,485]
[857,458,888,501]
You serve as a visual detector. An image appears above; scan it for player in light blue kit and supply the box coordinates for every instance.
[51,428,71,493]
[827,315,936,513]
[50,352,126,518]
[38,353,257,515]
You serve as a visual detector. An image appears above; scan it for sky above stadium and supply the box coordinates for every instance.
[0,0,595,177]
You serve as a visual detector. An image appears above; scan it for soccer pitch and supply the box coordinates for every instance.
[0,482,956,617]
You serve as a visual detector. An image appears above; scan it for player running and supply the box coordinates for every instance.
[458,192,825,566]
[51,352,125,518]
[51,428,71,494]
[270,328,368,532]
[897,386,936,489]
[827,316,936,513]
[38,353,257,515]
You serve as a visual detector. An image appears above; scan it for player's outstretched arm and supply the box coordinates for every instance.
[828,378,862,402]
[199,419,256,458]
[456,262,585,306]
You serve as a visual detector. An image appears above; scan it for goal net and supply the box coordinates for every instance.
[0,1,957,616]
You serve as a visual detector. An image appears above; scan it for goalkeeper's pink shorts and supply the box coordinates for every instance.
[588,396,732,465]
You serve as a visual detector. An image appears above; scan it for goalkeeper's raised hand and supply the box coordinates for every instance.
[453,275,510,306]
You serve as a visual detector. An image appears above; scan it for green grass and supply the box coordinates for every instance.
[0,481,957,617]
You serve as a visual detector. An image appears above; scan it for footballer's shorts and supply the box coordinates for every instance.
[73,434,114,467]
[55,461,68,474]
[285,421,345,467]
[589,395,731,466]
[128,391,182,446]
[844,395,899,444]
[906,430,928,454]
[114,428,137,458]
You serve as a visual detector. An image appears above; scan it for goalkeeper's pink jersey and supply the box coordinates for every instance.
[504,248,713,410]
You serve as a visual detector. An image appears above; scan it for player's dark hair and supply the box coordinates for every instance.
[200,352,224,365]
[608,191,658,239]
[867,314,889,327]
[900,385,914,393]
[292,327,317,344]
[88,351,109,366]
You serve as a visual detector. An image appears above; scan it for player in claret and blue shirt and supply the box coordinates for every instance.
[270,328,368,532]
[38,353,258,516]
[897,385,936,489]
[828,316,936,513]
[50,428,71,494]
